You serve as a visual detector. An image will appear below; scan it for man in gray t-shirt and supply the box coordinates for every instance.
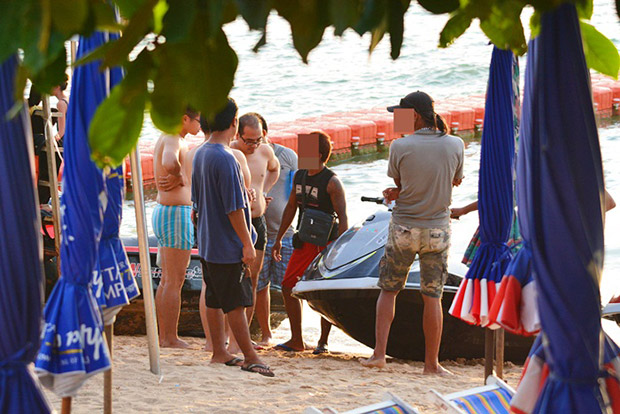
[361,91,464,375]
[255,129,298,346]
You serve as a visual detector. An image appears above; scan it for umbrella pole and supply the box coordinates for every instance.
[104,324,113,414]
[129,149,161,375]
[41,96,62,257]
[484,328,495,381]
[495,328,505,379]
[61,397,72,414]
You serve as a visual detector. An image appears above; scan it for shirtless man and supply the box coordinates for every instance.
[231,113,280,326]
[152,107,201,348]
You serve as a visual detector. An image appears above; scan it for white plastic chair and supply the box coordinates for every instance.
[304,392,419,414]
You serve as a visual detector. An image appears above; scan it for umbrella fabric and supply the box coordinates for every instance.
[487,246,539,336]
[35,33,113,397]
[449,47,516,327]
[0,55,52,414]
[515,4,611,413]
[511,335,620,414]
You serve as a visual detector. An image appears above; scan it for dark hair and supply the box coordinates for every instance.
[200,98,238,133]
[185,106,199,119]
[59,73,69,91]
[314,130,333,163]
[416,110,449,135]
[28,88,42,108]
[238,112,264,137]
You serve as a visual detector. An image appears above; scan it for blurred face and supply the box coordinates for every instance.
[183,113,201,136]
[238,125,263,154]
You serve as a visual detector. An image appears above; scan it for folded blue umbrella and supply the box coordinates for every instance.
[515,4,614,412]
[35,32,114,397]
[0,55,52,414]
[450,47,516,327]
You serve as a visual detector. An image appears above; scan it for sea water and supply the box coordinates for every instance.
[120,0,620,344]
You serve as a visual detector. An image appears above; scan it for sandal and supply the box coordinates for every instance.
[241,363,275,377]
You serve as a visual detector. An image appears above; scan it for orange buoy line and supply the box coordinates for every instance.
[123,76,620,188]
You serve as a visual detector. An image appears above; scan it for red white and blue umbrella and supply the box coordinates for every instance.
[35,33,113,397]
[0,54,52,413]
[450,47,516,327]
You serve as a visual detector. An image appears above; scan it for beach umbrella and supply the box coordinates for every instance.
[512,4,616,412]
[0,54,52,414]
[35,32,112,397]
[449,47,516,327]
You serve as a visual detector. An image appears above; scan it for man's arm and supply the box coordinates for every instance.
[228,208,256,266]
[263,146,280,193]
[272,181,298,261]
[158,137,185,190]
[328,176,348,236]
[232,149,252,189]
[605,189,616,212]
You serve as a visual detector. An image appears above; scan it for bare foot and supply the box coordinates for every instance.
[202,342,213,352]
[210,351,239,365]
[160,338,190,349]
[257,337,273,347]
[273,340,311,352]
[423,364,453,376]
[359,355,386,369]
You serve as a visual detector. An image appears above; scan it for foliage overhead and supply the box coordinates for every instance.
[0,0,618,167]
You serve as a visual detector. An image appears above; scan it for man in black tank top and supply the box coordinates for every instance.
[272,131,349,353]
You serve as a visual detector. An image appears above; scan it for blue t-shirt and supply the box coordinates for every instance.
[191,143,256,263]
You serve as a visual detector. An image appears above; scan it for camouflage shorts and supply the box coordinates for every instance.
[378,222,450,298]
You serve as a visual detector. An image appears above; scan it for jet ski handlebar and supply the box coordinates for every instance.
[361,196,385,204]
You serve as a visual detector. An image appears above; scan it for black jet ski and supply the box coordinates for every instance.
[292,196,534,362]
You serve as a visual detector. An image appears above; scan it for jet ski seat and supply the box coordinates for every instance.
[431,375,515,414]
[304,392,418,414]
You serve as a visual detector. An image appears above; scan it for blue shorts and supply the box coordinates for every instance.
[152,204,194,250]
[258,237,293,291]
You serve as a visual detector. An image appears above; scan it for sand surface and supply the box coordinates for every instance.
[43,305,524,413]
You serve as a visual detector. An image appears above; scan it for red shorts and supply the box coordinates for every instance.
[281,242,327,290]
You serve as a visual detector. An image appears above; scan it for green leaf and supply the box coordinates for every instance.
[616,0,620,20]
[253,30,267,52]
[149,46,186,133]
[387,0,409,60]
[236,0,271,29]
[417,0,459,14]
[439,10,472,48]
[580,21,620,79]
[575,0,593,20]
[89,53,151,167]
[369,21,387,54]
[29,48,67,93]
[153,0,169,34]
[0,1,28,65]
[329,0,360,36]
[479,1,527,55]
[51,0,88,36]
[115,0,147,20]
[101,0,156,68]
[161,0,196,43]
[274,0,329,63]
[355,0,387,35]
[529,10,541,39]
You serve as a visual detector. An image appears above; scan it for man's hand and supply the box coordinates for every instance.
[265,196,273,208]
[242,244,256,267]
[453,177,463,187]
[382,187,401,202]
[272,238,282,262]
[450,207,467,219]
[247,188,257,203]
[158,173,186,191]
[191,209,198,226]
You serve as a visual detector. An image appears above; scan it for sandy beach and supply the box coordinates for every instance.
[43,306,524,414]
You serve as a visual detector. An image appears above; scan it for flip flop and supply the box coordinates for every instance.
[273,343,298,352]
[313,344,328,355]
[241,363,275,377]
[224,357,244,367]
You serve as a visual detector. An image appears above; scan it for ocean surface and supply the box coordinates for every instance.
[120,1,620,344]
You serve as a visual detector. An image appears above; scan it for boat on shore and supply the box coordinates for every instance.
[293,198,535,362]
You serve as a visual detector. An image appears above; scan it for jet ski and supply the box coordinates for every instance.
[292,196,535,362]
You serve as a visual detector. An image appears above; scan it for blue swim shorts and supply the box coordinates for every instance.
[152,204,194,250]
[258,237,293,291]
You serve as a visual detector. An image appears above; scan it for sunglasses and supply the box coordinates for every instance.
[240,136,263,146]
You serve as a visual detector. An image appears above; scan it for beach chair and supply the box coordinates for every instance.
[304,392,419,414]
[431,375,515,414]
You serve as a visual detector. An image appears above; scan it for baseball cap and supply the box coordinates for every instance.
[387,91,435,114]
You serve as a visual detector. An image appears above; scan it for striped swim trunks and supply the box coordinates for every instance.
[152,204,194,250]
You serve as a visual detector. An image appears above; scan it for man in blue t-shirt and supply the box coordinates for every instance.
[192,98,274,377]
